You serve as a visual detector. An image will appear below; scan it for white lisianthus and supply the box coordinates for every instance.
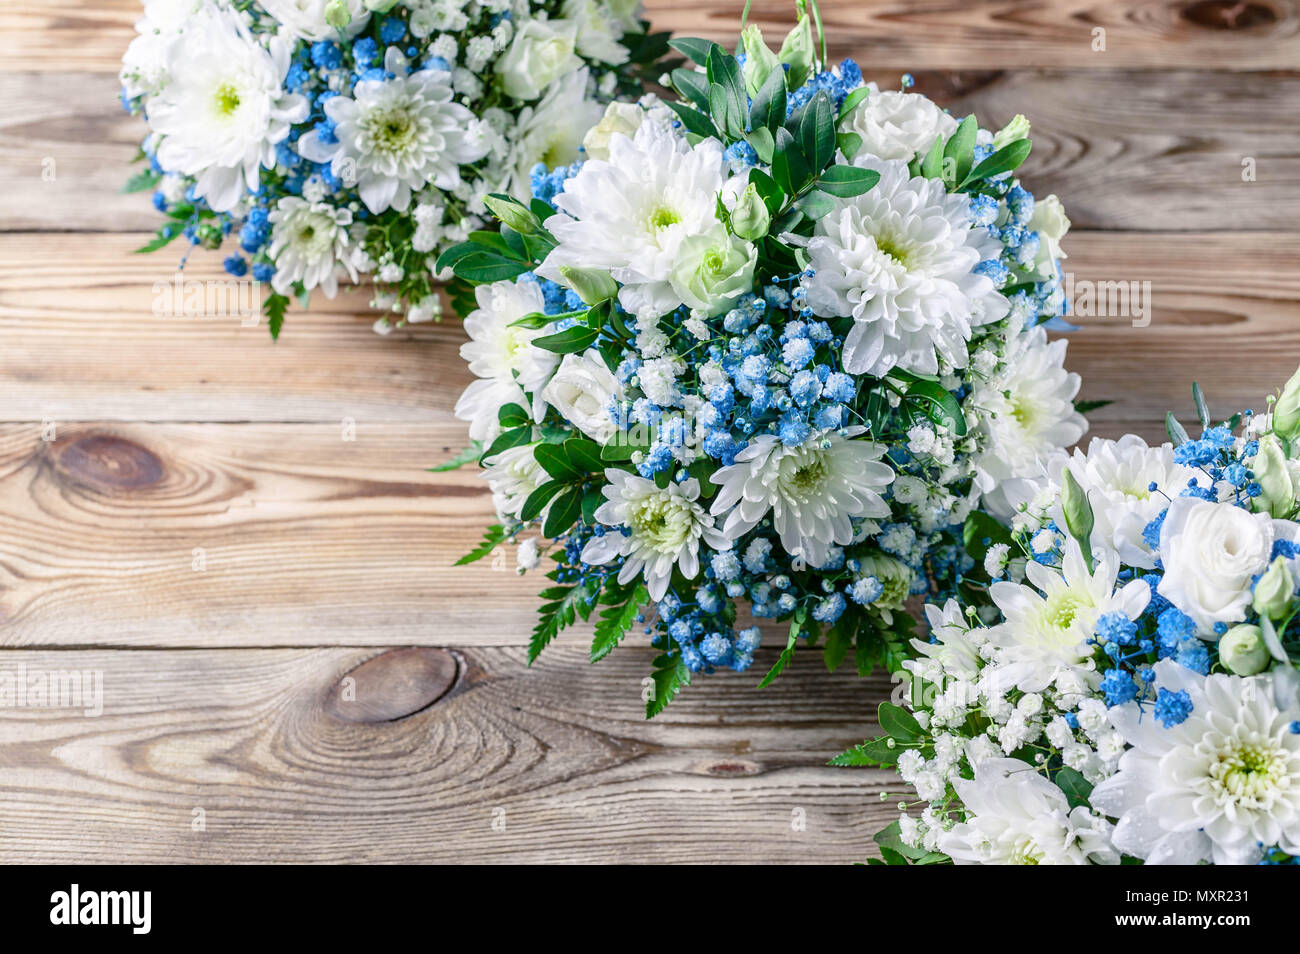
[484,443,551,522]
[1157,497,1296,634]
[939,758,1119,865]
[538,119,733,320]
[494,18,583,101]
[790,158,1007,377]
[504,69,604,201]
[257,0,371,40]
[297,56,490,214]
[1091,660,1300,864]
[454,280,559,443]
[984,540,1150,693]
[562,0,631,65]
[709,428,895,567]
[581,100,645,162]
[581,470,732,601]
[668,224,757,317]
[541,350,621,444]
[147,4,308,212]
[1028,194,1070,280]
[266,196,360,297]
[842,86,959,162]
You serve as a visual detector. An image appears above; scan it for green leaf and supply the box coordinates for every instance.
[745,125,775,165]
[133,228,181,255]
[533,442,582,482]
[263,292,289,341]
[829,736,900,766]
[816,165,880,198]
[838,86,871,121]
[1166,411,1191,446]
[564,438,605,474]
[1192,381,1211,429]
[942,114,978,188]
[480,425,532,463]
[823,611,856,672]
[1074,399,1112,414]
[454,525,507,566]
[667,37,716,66]
[498,403,530,429]
[794,190,834,220]
[533,324,599,354]
[590,583,649,663]
[771,126,811,197]
[827,741,878,767]
[1055,766,1094,810]
[836,131,863,161]
[646,652,691,718]
[542,486,583,538]
[878,702,923,743]
[960,138,1032,188]
[757,619,800,689]
[520,479,565,522]
[529,580,591,663]
[903,379,968,436]
[427,441,483,473]
[666,100,716,139]
[508,310,574,330]
[449,251,532,284]
[796,91,836,174]
[749,62,787,134]
[706,45,748,140]
[670,67,711,110]
[121,169,161,194]
[919,133,945,180]
[747,168,785,214]
[873,820,942,862]
[963,509,1013,564]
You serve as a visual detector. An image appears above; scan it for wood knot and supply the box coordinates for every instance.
[697,759,762,778]
[53,434,164,491]
[1181,0,1276,29]
[327,648,459,723]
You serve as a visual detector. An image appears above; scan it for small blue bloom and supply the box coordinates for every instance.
[1154,687,1193,728]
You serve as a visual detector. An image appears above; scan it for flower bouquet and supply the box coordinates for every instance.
[120,0,666,336]
[843,371,1300,865]
[441,4,1085,715]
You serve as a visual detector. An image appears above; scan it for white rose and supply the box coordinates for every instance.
[844,87,958,162]
[258,0,371,41]
[495,19,582,101]
[542,350,620,443]
[562,0,630,65]
[667,224,757,317]
[582,100,644,161]
[1157,497,1287,633]
[1028,194,1070,277]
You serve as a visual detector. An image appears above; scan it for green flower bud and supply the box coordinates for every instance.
[1274,364,1300,442]
[1219,624,1270,676]
[730,183,771,241]
[1252,556,1295,621]
[558,266,618,306]
[777,11,815,90]
[1060,468,1095,566]
[1252,433,1295,518]
[482,194,540,236]
[992,114,1031,151]
[741,24,781,98]
[324,0,353,30]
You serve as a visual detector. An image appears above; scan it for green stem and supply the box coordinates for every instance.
[807,0,828,70]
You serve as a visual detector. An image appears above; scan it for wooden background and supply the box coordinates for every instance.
[0,0,1295,863]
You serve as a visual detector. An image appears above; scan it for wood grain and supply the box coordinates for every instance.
[4,0,1298,71]
[0,647,890,863]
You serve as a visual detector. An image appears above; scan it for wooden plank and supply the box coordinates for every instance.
[4,0,1299,72]
[0,646,890,863]
[3,66,1298,232]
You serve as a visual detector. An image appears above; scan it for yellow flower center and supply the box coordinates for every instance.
[214,83,242,117]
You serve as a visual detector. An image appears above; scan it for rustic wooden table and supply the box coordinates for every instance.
[0,0,1295,863]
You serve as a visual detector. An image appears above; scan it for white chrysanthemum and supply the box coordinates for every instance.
[256,0,371,40]
[266,197,360,297]
[972,321,1087,515]
[120,0,201,98]
[709,428,895,566]
[581,470,731,601]
[503,68,604,200]
[147,4,308,212]
[791,158,1007,377]
[904,599,983,683]
[940,758,1119,865]
[454,280,559,443]
[1091,660,1300,864]
[297,57,490,214]
[843,86,959,162]
[983,540,1150,693]
[484,442,550,521]
[538,119,733,320]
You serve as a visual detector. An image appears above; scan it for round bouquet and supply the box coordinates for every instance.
[120,0,665,336]
[845,370,1300,865]
[442,7,1084,715]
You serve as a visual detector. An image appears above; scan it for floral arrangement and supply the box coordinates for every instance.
[842,370,1300,865]
[120,0,665,336]
[441,5,1085,715]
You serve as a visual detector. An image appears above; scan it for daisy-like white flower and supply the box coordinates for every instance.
[709,428,895,566]
[297,54,490,214]
[483,442,551,522]
[1090,660,1300,864]
[256,0,371,41]
[940,758,1119,865]
[581,470,732,601]
[790,158,1007,377]
[983,540,1150,694]
[537,119,733,320]
[841,86,959,163]
[971,320,1087,516]
[266,197,360,297]
[147,3,308,212]
[904,598,984,684]
[503,69,604,201]
[454,280,560,443]
[120,0,201,98]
